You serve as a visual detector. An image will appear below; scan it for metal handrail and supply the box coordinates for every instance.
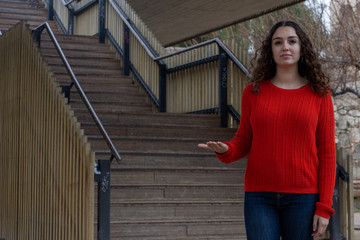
[108,0,251,78]
[61,0,78,7]
[33,22,121,163]
[109,0,158,59]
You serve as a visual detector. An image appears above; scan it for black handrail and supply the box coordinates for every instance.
[108,0,251,79]
[108,0,159,59]
[32,22,121,163]
[154,38,252,79]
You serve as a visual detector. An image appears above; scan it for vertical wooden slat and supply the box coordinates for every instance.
[347,154,354,240]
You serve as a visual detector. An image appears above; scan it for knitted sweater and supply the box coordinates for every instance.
[217,80,336,219]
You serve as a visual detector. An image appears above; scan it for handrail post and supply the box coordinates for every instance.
[48,0,54,20]
[96,159,111,240]
[329,162,348,240]
[68,8,74,34]
[218,48,228,128]
[32,27,45,47]
[123,23,130,76]
[99,0,106,43]
[158,62,167,112]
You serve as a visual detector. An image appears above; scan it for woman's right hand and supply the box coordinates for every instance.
[197,141,229,154]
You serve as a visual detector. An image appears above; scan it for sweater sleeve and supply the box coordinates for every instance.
[315,94,336,219]
[217,84,253,164]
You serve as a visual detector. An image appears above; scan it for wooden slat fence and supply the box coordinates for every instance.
[336,146,355,240]
[46,0,251,127]
[0,22,94,240]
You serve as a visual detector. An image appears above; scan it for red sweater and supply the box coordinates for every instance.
[217,80,336,219]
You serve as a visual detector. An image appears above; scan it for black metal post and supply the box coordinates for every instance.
[48,0,54,20]
[99,0,105,43]
[61,83,74,102]
[68,9,74,35]
[218,48,228,128]
[32,27,44,47]
[97,159,111,240]
[158,62,167,112]
[123,23,130,76]
[329,163,348,240]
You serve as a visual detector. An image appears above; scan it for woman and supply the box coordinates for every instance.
[198,21,336,240]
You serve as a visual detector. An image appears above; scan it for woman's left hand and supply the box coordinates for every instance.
[312,214,329,238]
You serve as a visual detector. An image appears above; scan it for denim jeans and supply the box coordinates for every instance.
[244,191,318,240]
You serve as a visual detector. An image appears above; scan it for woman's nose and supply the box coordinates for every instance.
[282,43,289,51]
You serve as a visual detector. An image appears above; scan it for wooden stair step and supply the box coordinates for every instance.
[71,84,139,92]
[74,110,221,126]
[109,169,244,185]
[0,12,48,21]
[95,219,246,239]
[0,6,47,15]
[70,91,145,102]
[48,65,123,76]
[42,33,99,42]
[55,75,133,84]
[40,39,111,52]
[70,101,153,112]
[44,56,121,69]
[88,136,217,153]
[0,0,35,4]
[40,48,116,58]
[81,122,235,139]
[0,1,29,8]
[108,184,244,200]
[98,201,244,221]
[100,152,247,169]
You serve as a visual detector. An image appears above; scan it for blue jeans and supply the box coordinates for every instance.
[244,191,318,240]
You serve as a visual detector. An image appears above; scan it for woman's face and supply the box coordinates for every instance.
[271,26,301,67]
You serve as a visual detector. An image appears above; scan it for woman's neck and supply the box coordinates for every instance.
[271,65,307,89]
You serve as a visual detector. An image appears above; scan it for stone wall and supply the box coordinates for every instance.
[333,92,360,197]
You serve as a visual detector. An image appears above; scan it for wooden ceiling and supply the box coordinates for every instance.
[126,0,305,46]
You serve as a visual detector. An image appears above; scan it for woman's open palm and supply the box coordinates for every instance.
[198,141,228,154]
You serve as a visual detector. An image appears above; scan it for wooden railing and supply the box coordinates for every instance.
[42,0,251,128]
[0,22,94,240]
[332,146,355,240]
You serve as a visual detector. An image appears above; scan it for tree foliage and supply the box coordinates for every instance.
[179,0,360,97]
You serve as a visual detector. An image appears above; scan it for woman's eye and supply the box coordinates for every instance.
[289,40,297,44]
[274,41,282,45]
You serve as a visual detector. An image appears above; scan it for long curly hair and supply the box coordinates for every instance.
[250,21,330,95]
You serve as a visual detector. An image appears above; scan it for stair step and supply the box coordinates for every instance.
[88,136,216,153]
[97,201,244,221]
[99,152,247,169]
[81,122,236,139]
[0,6,47,16]
[40,39,111,52]
[74,110,221,126]
[0,0,35,4]
[70,100,153,112]
[95,219,246,239]
[109,168,244,185]
[42,33,99,42]
[55,75,134,84]
[40,48,116,59]
[108,184,244,200]
[44,56,121,69]
[70,91,146,102]
[49,64,124,76]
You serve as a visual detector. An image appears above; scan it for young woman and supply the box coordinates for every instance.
[198,21,336,240]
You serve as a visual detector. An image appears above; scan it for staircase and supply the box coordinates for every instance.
[1,0,247,239]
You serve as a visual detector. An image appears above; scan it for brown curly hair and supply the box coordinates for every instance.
[250,21,330,95]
